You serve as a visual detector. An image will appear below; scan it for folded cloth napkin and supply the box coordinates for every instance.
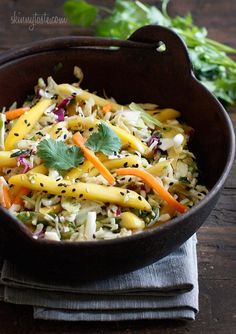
[0,235,198,321]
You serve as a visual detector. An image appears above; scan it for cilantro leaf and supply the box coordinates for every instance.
[86,122,121,156]
[37,139,84,171]
[64,0,98,26]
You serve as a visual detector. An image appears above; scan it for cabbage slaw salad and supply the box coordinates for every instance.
[0,66,207,241]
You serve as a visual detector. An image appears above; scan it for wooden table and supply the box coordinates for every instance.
[0,1,235,333]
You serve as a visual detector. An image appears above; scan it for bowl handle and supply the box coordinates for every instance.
[129,25,193,77]
[0,25,192,74]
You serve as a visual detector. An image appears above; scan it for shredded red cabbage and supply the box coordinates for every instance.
[147,133,162,154]
[53,97,72,122]
[16,149,35,173]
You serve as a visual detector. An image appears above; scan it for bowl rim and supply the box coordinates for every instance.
[0,28,235,248]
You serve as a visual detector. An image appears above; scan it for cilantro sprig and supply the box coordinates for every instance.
[37,139,84,171]
[64,0,236,106]
[86,122,121,156]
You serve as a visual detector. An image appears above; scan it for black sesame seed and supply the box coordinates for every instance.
[6,170,11,174]
[127,190,130,193]
[61,190,66,194]
[56,178,61,181]
[75,178,80,183]
[27,123,31,127]
[138,196,142,201]
[89,127,93,131]
[14,133,19,137]
[79,194,83,198]
[40,183,44,187]
[43,190,48,194]
[135,164,139,167]
[72,92,77,97]
[120,177,125,181]
[24,120,28,124]
[120,192,125,196]
[72,188,76,192]
[124,162,128,167]
[58,183,64,187]
[128,177,132,182]
[63,134,67,139]
[169,182,174,186]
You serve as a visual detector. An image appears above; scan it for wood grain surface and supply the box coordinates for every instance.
[0,1,236,333]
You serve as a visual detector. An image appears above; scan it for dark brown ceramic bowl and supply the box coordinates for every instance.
[0,26,234,280]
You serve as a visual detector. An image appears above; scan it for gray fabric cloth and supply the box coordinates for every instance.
[0,235,198,321]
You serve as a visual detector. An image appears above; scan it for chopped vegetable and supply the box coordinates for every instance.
[4,107,30,120]
[0,66,207,241]
[120,212,145,230]
[116,168,188,213]
[72,132,115,185]
[12,187,31,206]
[0,177,12,209]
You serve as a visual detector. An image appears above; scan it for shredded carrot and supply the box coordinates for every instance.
[0,179,12,209]
[116,168,188,214]
[5,107,30,121]
[102,103,112,113]
[72,132,115,185]
[13,187,31,206]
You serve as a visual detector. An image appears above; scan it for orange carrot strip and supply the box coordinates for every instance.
[13,187,31,206]
[116,168,188,214]
[0,178,12,209]
[72,132,115,185]
[5,107,30,121]
[102,103,112,113]
[3,187,12,209]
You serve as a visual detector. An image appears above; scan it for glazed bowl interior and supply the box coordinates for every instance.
[0,25,234,279]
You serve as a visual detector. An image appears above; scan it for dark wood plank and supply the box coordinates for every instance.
[0,0,236,333]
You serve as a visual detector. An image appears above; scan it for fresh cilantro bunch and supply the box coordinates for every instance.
[64,0,236,106]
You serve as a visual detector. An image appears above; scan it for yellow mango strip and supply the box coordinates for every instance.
[120,212,145,230]
[147,159,173,176]
[89,155,142,177]
[5,99,52,150]
[9,173,151,211]
[106,122,150,157]
[48,121,68,140]
[56,84,123,112]
[29,164,48,175]
[149,108,181,122]
[0,151,17,168]
[65,160,94,180]
[65,153,106,180]
[67,116,99,130]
